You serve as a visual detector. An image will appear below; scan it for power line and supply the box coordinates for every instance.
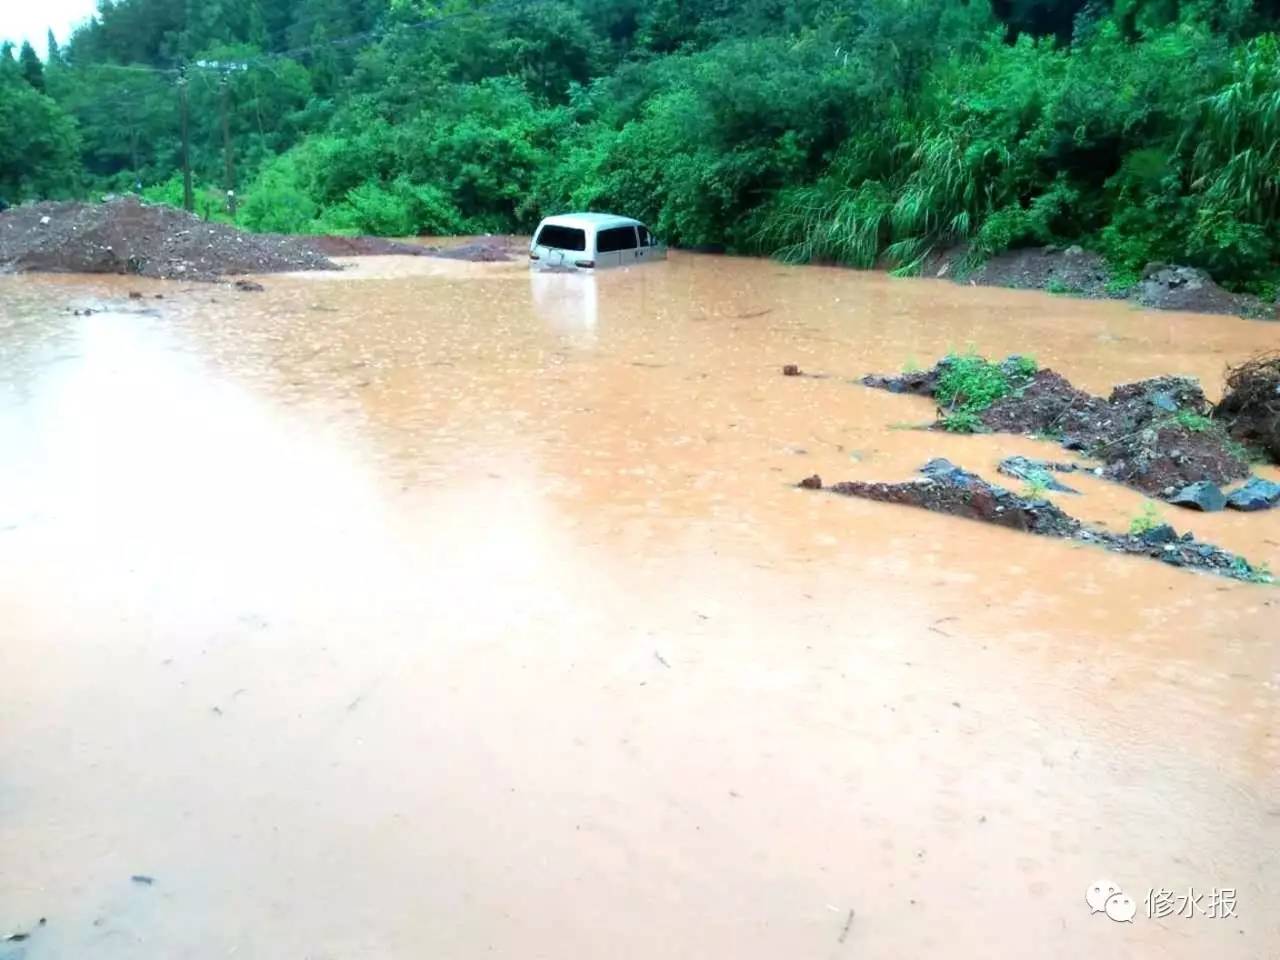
[63,0,554,78]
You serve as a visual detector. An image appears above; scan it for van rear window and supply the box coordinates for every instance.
[536,225,586,251]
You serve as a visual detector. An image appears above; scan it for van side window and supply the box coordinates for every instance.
[637,226,651,247]
[596,226,639,253]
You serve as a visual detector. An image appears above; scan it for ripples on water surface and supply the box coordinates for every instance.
[1,255,1277,958]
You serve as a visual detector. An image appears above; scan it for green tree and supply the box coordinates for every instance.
[0,72,82,200]
[19,42,45,90]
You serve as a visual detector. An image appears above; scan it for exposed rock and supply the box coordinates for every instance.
[782,364,802,377]
[1136,523,1180,545]
[1225,476,1280,512]
[1130,264,1267,316]
[997,455,1082,493]
[1169,480,1227,512]
[233,279,265,292]
[798,474,822,490]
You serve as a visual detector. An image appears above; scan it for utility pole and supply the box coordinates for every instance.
[220,77,237,217]
[178,67,194,213]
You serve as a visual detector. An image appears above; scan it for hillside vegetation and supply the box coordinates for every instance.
[1,0,1278,294]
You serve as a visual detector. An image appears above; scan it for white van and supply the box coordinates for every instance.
[529,213,667,270]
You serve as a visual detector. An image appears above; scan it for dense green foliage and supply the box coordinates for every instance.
[3,0,1278,291]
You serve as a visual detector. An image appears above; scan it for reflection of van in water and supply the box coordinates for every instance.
[529,213,667,270]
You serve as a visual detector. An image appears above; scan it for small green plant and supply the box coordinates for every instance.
[1046,278,1070,295]
[1231,557,1273,584]
[1105,271,1139,297]
[1021,478,1050,499]
[1008,355,1038,379]
[1172,410,1214,433]
[1128,501,1164,535]
[940,410,983,433]
[935,354,1013,413]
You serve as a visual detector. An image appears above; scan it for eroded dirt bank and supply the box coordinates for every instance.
[862,355,1277,509]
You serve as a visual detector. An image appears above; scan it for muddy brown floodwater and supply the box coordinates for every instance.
[2,255,1278,959]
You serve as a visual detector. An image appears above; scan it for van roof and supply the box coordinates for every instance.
[538,212,643,229]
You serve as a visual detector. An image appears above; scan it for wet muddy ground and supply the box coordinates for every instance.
[1,257,1277,958]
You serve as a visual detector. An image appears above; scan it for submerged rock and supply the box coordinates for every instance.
[1225,476,1280,512]
[860,368,939,395]
[828,458,1081,537]
[997,455,1082,494]
[1169,480,1227,512]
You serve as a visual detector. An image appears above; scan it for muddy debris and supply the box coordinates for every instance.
[233,279,265,292]
[827,459,1082,536]
[782,364,802,376]
[1217,352,1280,462]
[863,357,1255,503]
[803,459,1271,583]
[798,474,823,489]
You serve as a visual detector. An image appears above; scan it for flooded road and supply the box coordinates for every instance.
[1,255,1277,959]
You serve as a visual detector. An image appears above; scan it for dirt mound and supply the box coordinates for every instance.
[426,236,519,262]
[927,245,1277,319]
[981,370,1110,439]
[0,198,338,281]
[959,245,1114,299]
[1131,264,1270,317]
[1217,353,1280,462]
[801,459,1270,583]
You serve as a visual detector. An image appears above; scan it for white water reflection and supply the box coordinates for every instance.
[530,269,598,337]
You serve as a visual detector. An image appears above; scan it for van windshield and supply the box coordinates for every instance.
[536,224,587,252]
